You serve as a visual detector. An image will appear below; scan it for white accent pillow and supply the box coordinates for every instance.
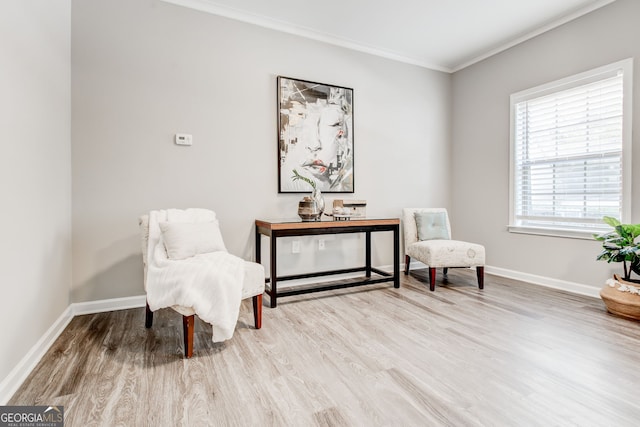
[159,221,227,260]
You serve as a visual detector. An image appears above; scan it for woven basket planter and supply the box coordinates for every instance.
[600,277,640,321]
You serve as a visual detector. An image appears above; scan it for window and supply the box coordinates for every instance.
[509,59,633,238]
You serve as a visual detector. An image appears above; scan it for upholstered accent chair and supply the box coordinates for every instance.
[403,208,485,291]
[139,211,264,358]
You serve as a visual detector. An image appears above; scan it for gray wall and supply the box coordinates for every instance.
[71,0,452,302]
[451,0,639,289]
[0,1,72,384]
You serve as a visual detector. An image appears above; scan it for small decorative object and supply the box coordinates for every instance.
[292,169,324,221]
[594,216,640,320]
[330,205,352,221]
[298,196,322,221]
[333,199,367,218]
[277,76,354,193]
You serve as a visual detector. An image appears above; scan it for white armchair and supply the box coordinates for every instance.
[403,208,485,291]
[139,210,264,358]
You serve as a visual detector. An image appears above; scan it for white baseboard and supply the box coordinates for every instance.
[406,262,600,299]
[0,306,73,405]
[70,295,146,316]
[484,265,600,299]
[0,295,147,405]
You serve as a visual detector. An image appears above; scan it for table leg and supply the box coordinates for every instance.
[255,225,261,263]
[365,231,372,277]
[393,225,400,288]
[270,234,278,308]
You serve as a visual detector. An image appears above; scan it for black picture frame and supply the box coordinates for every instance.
[277,76,354,193]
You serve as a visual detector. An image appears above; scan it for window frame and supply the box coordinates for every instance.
[508,58,633,239]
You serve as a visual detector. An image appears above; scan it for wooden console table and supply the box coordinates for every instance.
[255,217,400,307]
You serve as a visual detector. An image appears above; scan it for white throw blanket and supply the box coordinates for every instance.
[146,209,244,342]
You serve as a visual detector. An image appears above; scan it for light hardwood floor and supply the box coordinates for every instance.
[10,269,640,426]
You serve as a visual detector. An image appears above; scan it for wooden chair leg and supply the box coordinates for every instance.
[404,255,411,275]
[252,294,263,329]
[428,267,436,291]
[145,302,153,328]
[477,266,485,290]
[182,315,194,358]
[443,267,448,277]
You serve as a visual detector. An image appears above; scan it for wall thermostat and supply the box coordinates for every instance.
[175,133,193,146]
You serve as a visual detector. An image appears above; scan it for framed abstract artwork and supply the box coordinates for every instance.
[277,76,354,193]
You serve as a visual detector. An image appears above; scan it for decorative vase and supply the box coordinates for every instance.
[312,187,325,215]
[298,196,321,221]
[600,275,640,321]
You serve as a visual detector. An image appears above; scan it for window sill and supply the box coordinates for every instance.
[507,225,604,240]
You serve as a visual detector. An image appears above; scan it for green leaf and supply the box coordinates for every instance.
[291,169,316,190]
[629,224,640,239]
[593,231,615,241]
[603,216,621,227]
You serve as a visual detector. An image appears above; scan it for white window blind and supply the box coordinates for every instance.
[510,59,632,237]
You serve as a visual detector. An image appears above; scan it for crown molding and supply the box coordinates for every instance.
[162,0,617,74]
[450,0,618,72]
[159,0,451,72]
[160,0,616,73]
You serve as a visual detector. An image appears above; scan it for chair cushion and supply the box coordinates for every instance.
[407,239,485,268]
[159,221,227,260]
[241,261,266,299]
[415,211,450,241]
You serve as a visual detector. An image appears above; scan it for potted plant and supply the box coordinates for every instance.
[594,216,640,282]
[594,216,640,320]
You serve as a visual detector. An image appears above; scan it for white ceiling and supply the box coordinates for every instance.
[162,0,617,72]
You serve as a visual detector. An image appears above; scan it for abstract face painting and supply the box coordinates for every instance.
[278,77,354,193]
